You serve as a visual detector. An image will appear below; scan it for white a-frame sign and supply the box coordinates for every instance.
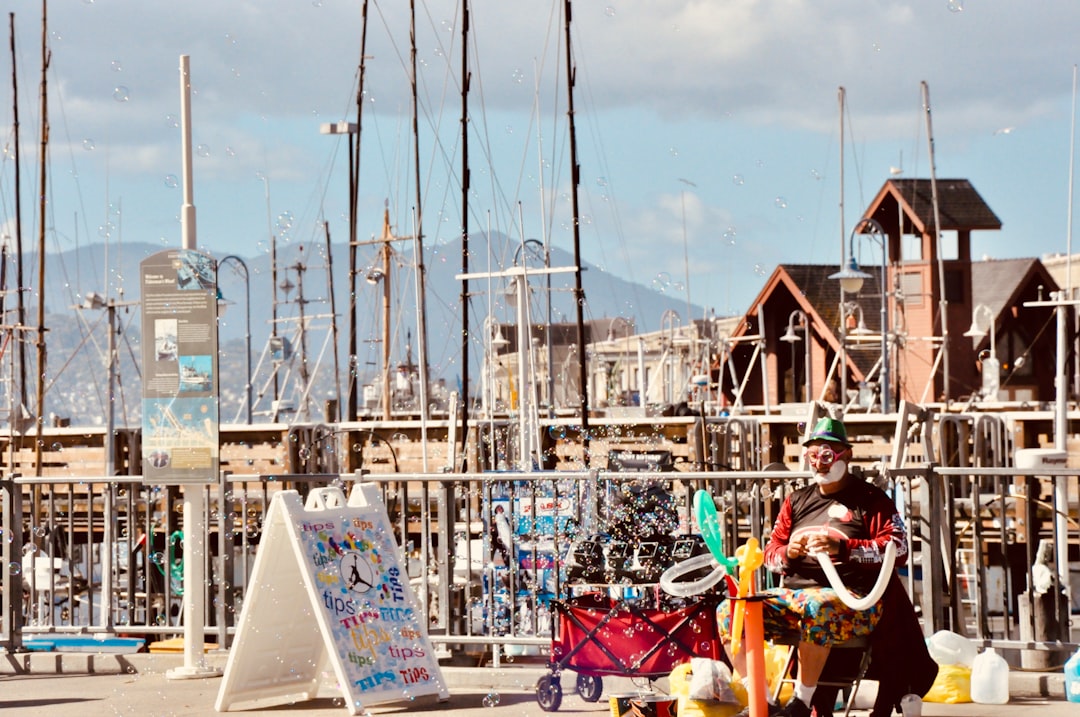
[215,484,448,713]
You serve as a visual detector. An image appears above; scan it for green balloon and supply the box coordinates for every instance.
[693,489,738,570]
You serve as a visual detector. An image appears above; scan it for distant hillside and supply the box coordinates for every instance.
[14,233,709,425]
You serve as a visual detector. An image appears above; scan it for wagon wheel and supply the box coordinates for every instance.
[536,673,563,711]
[575,674,603,702]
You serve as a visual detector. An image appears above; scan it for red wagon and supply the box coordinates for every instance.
[536,591,723,711]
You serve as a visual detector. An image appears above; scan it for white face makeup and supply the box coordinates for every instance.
[815,459,847,485]
[806,443,848,483]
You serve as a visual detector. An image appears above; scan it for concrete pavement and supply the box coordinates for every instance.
[0,651,1074,716]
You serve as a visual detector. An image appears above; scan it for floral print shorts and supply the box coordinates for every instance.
[717,587,882,647]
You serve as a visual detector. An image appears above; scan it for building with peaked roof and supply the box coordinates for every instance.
[720,179,1062,411]
[968,258,1060,402]
[865,178,1001,402]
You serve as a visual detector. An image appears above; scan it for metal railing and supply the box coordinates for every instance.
[2,464,1077,662]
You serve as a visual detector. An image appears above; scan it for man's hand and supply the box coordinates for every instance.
[806,533,840,557]
[786,534,809,560]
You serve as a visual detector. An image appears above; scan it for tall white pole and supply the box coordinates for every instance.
[179,57,195,249]
[513,275,533,471]
[1054,297,1071,609]
[1068,65,1077,301]
[803,316,811,403]
[168,54,219,680]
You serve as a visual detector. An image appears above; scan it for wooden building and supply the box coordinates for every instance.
[723,179,1062,410]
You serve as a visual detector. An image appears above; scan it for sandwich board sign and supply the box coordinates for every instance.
[215,484,448,713]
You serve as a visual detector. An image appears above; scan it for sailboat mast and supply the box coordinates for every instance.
[33,1,49,476]
[381,215,392,420]
[346,0,370,423]
[8,13,27,408]
[323,221,342,419]
[409,0,431,428]
[562,0,590,461]
[838,85,848,409]
[922,81,950,404]
[270,234,280,403]
[458,0,471,470]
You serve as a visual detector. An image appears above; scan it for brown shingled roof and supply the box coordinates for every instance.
[779,264,884,378]
[868,179,1002,233]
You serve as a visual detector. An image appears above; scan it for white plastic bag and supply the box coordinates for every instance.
[688,658,738,703]
[926,630,977,668]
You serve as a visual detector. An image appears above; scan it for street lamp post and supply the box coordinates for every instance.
[829,218,890,413]
[964,303,999,399]
[780,309,811,403]
[320,121,359,422]
[218,255,252,424]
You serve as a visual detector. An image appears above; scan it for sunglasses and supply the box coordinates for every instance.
[805,445,845,465]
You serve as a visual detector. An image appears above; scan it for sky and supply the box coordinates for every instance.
[2,0,1080,332]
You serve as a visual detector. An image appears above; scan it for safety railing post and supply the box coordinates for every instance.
[215,470,233,649]
[917,463,948,633]
[1,476,23,651]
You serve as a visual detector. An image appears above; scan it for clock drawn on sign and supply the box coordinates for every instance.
[339,552,378,594]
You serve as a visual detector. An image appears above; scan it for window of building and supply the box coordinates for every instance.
[900,272,924,307]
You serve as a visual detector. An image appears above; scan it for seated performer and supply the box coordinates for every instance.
[719,417,910,717]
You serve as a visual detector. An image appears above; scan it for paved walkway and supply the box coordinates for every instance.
[0,652,1073,716]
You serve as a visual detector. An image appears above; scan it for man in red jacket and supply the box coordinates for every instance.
[719,417,909,717]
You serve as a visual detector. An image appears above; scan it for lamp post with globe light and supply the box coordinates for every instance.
[218,255,252,424]
[829,218,889,413]
[963,303,999,400]
[780,309,811,403]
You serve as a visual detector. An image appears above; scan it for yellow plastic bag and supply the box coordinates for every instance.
[731,642,794,706]
[922,664,972,704]
[669,662,747,717]
[763,642,794,706]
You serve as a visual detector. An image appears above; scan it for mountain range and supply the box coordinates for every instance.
[14,233,710,426]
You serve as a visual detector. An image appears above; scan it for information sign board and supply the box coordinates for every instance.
[139,248,219,484]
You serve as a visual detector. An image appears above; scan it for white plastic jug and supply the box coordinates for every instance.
[970,648,1009,705]
[926,630,977,668]
[1065,647,1080,703]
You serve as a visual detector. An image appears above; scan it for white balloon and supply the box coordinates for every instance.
[659,553,728,597]
[814,540,897,610]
